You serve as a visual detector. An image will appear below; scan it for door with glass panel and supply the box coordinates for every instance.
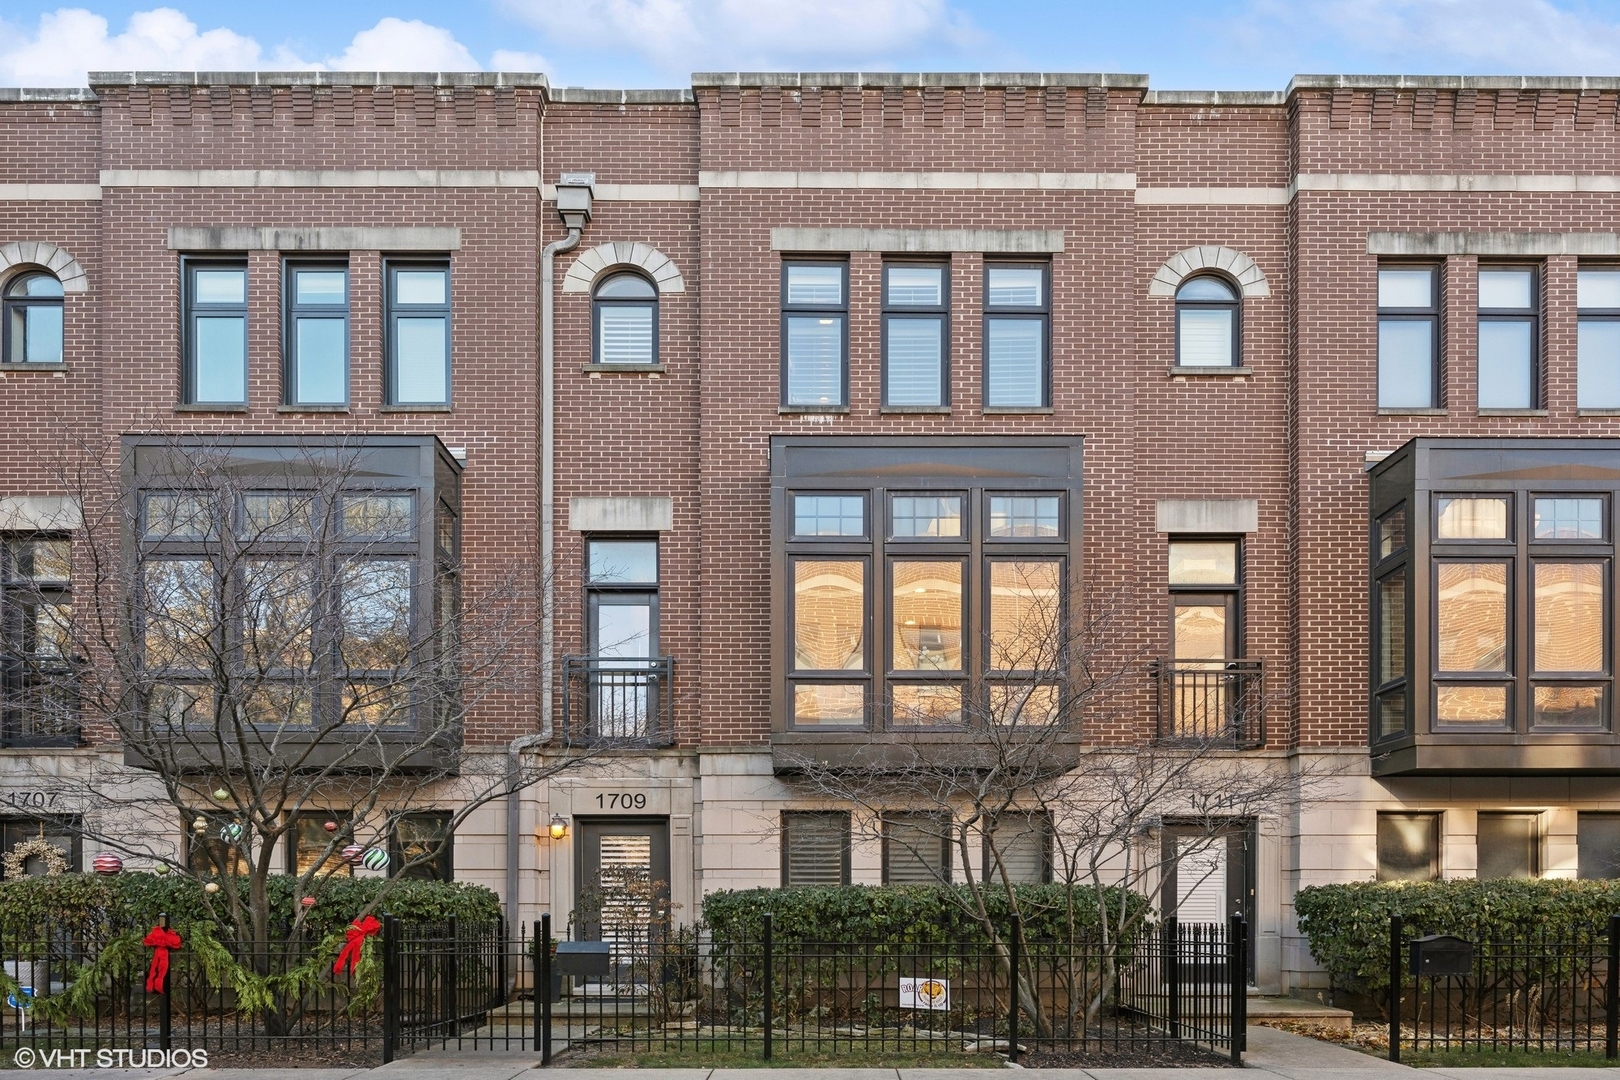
[585,539,659,739]
[1168,539,1242,740]
[576,819,671,992]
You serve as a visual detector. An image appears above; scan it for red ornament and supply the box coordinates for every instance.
[341,844,364,865]
[300,895,317,908]
[323,820,338,832]
[92,852,123,876]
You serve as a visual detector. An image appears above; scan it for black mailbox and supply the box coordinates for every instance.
[1409,935,1473,978]
[553,941,611,977]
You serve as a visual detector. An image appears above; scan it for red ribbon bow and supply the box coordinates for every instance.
[141,926,182,994]
[333,915,382,976]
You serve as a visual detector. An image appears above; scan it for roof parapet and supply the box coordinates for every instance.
[1286,73,1620,94]
[692,72,1150,89]
[1143,90,1285,107]
[88,71,549,89]
[0,87,98,102]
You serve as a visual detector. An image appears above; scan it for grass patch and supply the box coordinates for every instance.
[1399,1046,1618,1068]
[556,1044,1003,1068]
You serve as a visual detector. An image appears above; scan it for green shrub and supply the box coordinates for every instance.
[1295,878,1620,1001]
[702,884,1150,947]
[0,873,500,940]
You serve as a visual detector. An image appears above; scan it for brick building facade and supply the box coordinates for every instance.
[3,69,1620,993]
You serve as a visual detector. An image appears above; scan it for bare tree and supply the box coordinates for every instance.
[781,563,1332,1036]
[11,430,592,967]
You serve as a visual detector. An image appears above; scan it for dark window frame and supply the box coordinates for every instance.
[791,491,869,541]
[1527,554,1611,731]
[881,260,950,407]
[780,259,850,408]
[0,814,82,879]
[786,546,873,731]
[1430,554,1516,732]
[285,809,354,877]
[982,811,1053,885]
[982,261,1051,409]
[1,271,65,365]
[1476,263,1541,410]
[1376,810,1441,882]
[283,261,351,406]
[1477,811,1541,879]
[882,811,952,885]
[1531,493,1608,543]
[1,533,77,748]
[181,256,249,406]
[389,809,454,881]
[780,810,852,887]
[584,534,661,657]
[183,808,248,877]
[384,258,452,406]
[591,270,659,367]
[1174,272,1242,368]
[1578,811,1620,879]
[1166,535,1246,660]
[1577,266,1620,409]
[887,491,967,541]
[1377,262,1441,409]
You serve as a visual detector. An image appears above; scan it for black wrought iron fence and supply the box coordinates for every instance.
[1387,913,1620,1062]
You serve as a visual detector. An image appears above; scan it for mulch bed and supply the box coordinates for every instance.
[1020,1043,1238,1068]
[196,1045,382,1069]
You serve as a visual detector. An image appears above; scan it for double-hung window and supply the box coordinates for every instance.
[781,261,848,407]
[386,262,451,406]
[1377,265,1439,409]
[1577,268,1620,409]
[1477,266,1538,409]
[1175,275,1241,367]
[390,810,453,880]
[984,263,1049,408]
[883,263,949,406]
[285,264,349,405]
[184,261,248,405]
[584,538,661,739]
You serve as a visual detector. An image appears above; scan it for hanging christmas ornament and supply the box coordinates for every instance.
[360,848,389,872]
[91,852,123,875]
[155,863,171,876]
[219,822,244,844]
[323,821,338,833]
[341,844,365,865]
[300,895,317,909]
[212,788,230,802]
[204,882,221,894]
[192,816,208,835]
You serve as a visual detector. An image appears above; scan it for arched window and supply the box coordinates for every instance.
[593,272,658,366]
[1175,274,1240,368]
[3,272,64,365]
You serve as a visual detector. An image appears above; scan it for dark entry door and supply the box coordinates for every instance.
[1162,823,1256,983]
[576,818,671,948]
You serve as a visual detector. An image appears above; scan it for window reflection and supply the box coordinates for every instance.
[892,561,962,672]
[793,560,864,671]
[1437,496,1510,540]
[1436,562,1508,672]
[989,561,1061,670]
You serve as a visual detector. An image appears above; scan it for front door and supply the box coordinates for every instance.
[1172,593,1238,739]
[575,818,671,949]
[1162,823,1256,983]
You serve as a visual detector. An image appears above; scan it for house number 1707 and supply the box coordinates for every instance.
[595,793,647,810]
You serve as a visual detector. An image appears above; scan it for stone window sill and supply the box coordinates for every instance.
[0,363,67,373]
[881,405,951,414]
[1169,365,1254,378]
[780,405,849,414]
[174,403,248,413]
[1478,408,1549,417]
[583,363,667,375]
[278,404,350,413]
[379,404,453,413]
[1579,409,1620,417]
[1377,407,1448,416]
[983,406,1054,414]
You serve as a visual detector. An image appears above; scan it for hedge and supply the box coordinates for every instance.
[702,884,1151,946]
[1295,878,1620,1001]
[0,873,501,940]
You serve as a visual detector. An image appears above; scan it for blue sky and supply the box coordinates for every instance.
[4,1,1620,89]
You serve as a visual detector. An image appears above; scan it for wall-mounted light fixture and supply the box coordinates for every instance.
[549,814,569,840]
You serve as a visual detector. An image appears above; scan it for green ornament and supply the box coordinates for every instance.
[212,788,230,802]
[155,863,171,876]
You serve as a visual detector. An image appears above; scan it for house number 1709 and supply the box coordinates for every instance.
[595,793,647,810]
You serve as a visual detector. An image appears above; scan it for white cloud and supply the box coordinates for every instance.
[1241,0,1620,74]
[0,8,506,87]
[500,0,976,76]
[326,17,478,72]
[490,48,552,73]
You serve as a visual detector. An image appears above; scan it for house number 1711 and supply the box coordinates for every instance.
[595,793,647,810]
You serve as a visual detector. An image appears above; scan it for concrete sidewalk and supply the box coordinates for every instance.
[15,1028,1620,1077]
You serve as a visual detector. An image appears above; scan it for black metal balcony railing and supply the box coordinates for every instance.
[561,656,674,747]
[1152,659,1265,749]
